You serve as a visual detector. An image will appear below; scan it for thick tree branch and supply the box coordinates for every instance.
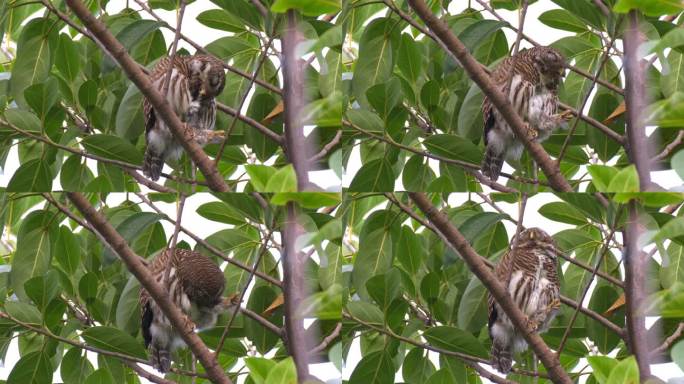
[408,192,572,384]
[623,201,652,380]
[282,202,312,380]
[66,192,231,384]
[623,11,653,190]
[407,0,572,192]
[64,0,230,192]
[282,11,311,190]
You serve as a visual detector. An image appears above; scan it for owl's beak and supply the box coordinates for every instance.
[199,88,207,97]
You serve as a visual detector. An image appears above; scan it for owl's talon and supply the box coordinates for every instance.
[182,315,196,333]
[558,109,574,121]
[525,316,539,332]
[524,124,539,141]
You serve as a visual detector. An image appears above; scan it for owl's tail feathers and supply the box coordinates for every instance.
[491,342,513,374]
[143,148,164,181]
[482,145,504,182]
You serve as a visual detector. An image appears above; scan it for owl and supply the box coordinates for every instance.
[481,46,572,181]
[140,248,232,373]
[487,227,561,373]
[142,54,226,181]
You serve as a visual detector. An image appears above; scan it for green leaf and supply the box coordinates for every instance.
[423,326,489,359]
[115,83,144,141]
[538,202,588,225]
[7,351,52,384]
[457,276,488,333]
[366,78,402,119]
[84,369,115,384]
[613,0,683,16]
[55,34,81,82]
[423,134,482,164]
[661,242,684,288]
[78,80,98,108]
[366,269,401,311]
[245,285,282,354]
[662,50,684,98]
[245,357,276,384]
[538,9,588,32]
[587,356,618,384]
[10,19,57,107]
[264,164,297,192]
[457,82,484,141]
[587,165,618,192]
[348,351,394,384]
[349,159,395,192]
[4,108,41,133]
[672,340,684,373]
[402,347,436,384]
[244,165,276,191]
[60,155,94,191]
[104,212,163,262]
[352,18,400,106]
[352,225,394,298]
[346,301,384,325]
[425,369,456,384]
[197,9,245,32]
[346,109,384,134]
[271,0,341,16]
[402,155,436,191]
[7,159,53,191]
[24,78,58,120]
[673,149,684,182]
[24,271,59,312]
[264,357,297,384]
[81,134,144,165]
[4,301,42,325]
[397,226,423,275]
[397,33,423,83]
[606,356,639,384]
[196,201,245,225]
[588,285,622,353]
[81,326,147,360]
[61,348,94,384]
[55,226,81,274]
[9,211,56,299]
[271,192,341,208]
[115,275,140,335]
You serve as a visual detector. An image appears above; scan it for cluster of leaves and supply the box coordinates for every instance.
[340,0,684,191]
[339,192,684,383]
[0,192,343,383]
[0,0,343,192]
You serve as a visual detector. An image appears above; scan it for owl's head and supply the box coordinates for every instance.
[530,47,565,89]
[189,55,226,99]
[514,227,559,258]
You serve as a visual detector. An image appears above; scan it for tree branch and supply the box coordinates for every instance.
[623,11,653,190]
[282,202,312,380]
[406,0,572,192]
[65,192,231,384]
[282,11,311,190]
[623,200,652,380]
[408,192,572,384]
[64,0,230,192]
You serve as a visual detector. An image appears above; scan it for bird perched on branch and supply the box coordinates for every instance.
[142,54,226,181]
[488,227,561,373]
[139,248,234,373]
[481,46,572,181]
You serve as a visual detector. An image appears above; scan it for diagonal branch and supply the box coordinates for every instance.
[408,192,572,384]
[64,0,230,192]
[406,0,572,192]
[65,192,232,384]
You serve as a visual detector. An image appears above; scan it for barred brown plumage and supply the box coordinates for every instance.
[139,248,234,373]
[481,46,571,181]
[487,227,561,373]
[142,54,226,181]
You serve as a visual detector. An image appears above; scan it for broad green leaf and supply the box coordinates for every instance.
[402,155,436,191]
[271,0,341,16]
[423,134,482,164]
[81,326,147,360]
[352,225,394,298]
[271,192,341,208]
[197,201,245,225]
[366,78,402,120]
[673,149,684,181]
[61,348,94,384]
[457,276,488,333]
[104,212,163,262]
[588,285,622,353]
[115,83,144,141]
[24,79,58,120]
[662,50,684,97]
[352,18,400,106]
[347,351,394,384]
[197,9,245,32]
[397,226,423,275]
[402,347,436,384]
[587,91,623,162]
[661,242,684,288]
[84,369,115,384]
[459,212,507,243]
[539,9,589,32]
[245,285,282,354]
[606,356,639,384]
[81,134,144,165]
[397,33,423,83]
[672,340,684,373]
[56,226,80,274]
[78,80,97,108]
[7,159,53,191]
[4,109,41,133]
[366,268,401,311]
[458,20,506,53]
[55,34,81,82]
[264,357,297,384]
[10,18,57,107]
[245,357,277,384]
[9,211,56,299]
[425,369,456,384]
[613,0,683,16]
[349,159,395,192]
[115,276,140,335]
[4,301,42,325]
[7,351,52,384]
[346,301,384,325]
[457,82,484,141]
[24,271,59,312]
[211,0,261,30]
[244,165,276,191]
[60,155,94,191]
[264,164,297,192]
[587,356,618,384]
[423,326,488,358]
[538,202,588,225]
[587,165,619,192]
[346,109,384,134]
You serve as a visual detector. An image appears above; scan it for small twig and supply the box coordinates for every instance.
[593,0,611,17]
[650,322,684,357]
[652,130,684,163]
[125,362,178,384]
[309,322,342,355]
[240,307,283,337]
[125,169,177,193]
[309,130,342,164]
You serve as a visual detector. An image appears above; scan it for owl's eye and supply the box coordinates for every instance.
[210,78,220,87]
